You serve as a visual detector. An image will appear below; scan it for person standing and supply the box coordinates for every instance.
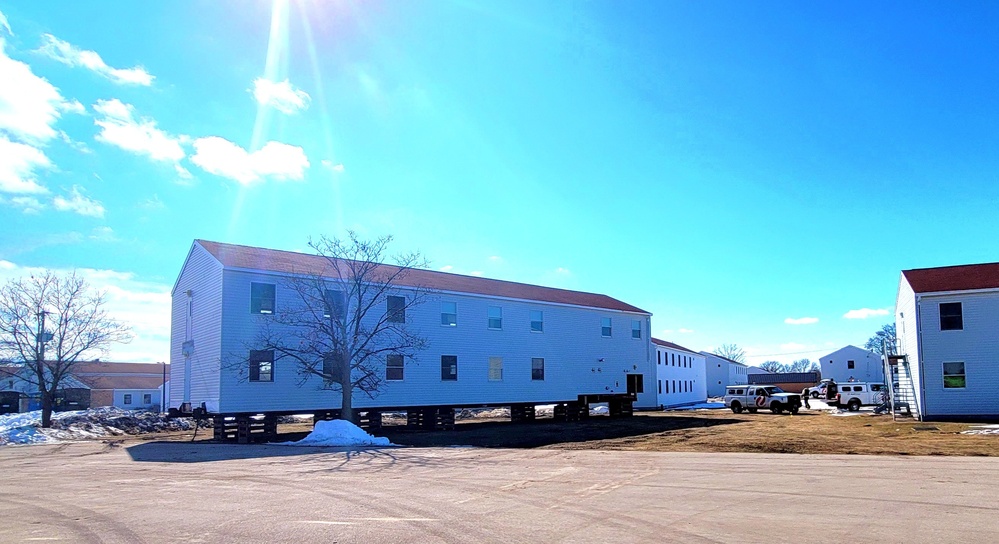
[801,387,811,409]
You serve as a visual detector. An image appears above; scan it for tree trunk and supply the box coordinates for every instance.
[41,393,53,428]
[340,378,354,423]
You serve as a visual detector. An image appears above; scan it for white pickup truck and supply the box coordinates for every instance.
[724,385,802,415]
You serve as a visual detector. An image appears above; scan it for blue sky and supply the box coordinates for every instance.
[1,1,997,364]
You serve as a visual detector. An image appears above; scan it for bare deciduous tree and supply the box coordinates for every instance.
[237,232,431,422]
[864,323,897,355]
[758,360,784,373]
[712,343,746,364]
[0,271,131,427]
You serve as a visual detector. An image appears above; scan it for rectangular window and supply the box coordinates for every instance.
[387,295,406,323]
[488,357,503,381]
[123,394,132,405]
[530,310,543,332]
[249,349,274,382]
[441,355,458,381]
[143,393,151,404]
[386,354,404,381]
[488,306,503,330]
[943,362,966,388]
[940,302,963,330]
[531,358,545,381]
[323,289,345,319]
[847,360,855,369]
[659,380,663,394]
[657,351,661,365]
[250,283,275,314]
[441,302,457,327]
[601,317,612,337]
[631,320,641,339]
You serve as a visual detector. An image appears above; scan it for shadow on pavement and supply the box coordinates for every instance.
[126,441,404,464]
[378,414,747,448]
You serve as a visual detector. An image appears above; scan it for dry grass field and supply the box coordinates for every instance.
[236,409,999,456]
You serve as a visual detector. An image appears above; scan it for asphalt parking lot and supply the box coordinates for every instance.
[0,440,996,543]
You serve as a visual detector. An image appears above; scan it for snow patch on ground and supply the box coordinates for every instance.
[279,419,394,447]
[667,402,725,411]
[962,425,999,435]
[0,407,194,446]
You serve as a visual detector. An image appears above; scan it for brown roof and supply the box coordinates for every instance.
[72,362,168,391]
[195,240,649,314]
[651,338,700,355]
[902,262,999,293]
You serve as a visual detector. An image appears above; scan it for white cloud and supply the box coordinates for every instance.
[37,34,153,86]
[438,265,453,272]
[488,255,502,262]
[784,317,819,325]
[89,226,117,241]
[0,10,11,36]
[251,78,310,114]
[53,185,105,218]
[0,37,68,143]
[678,328,694,334]
[321,160,345,173]
[0,195,45,214]
[139,194,165,210]
[92,99,186,162]
[0,261,171,362]
[555,267,571,275]
[660,329,674,335]
[191,137,309,184]
[469,271,484,277]
[780,342,807,351]
[58,130,91,154]
[0,136,50,194]
[59,99,85,115]
[843,308,890,319]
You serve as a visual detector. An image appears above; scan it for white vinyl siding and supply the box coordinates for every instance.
[194,251,655,412]
[169,242,224,412]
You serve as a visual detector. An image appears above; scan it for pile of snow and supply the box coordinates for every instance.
[0,407,194,446]
[590,405,609,415]
[962,424,999,435]
[280,419,393,447]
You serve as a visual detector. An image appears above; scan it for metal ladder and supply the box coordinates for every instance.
[883,350,919,421]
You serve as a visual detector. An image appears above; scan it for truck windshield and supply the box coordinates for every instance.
[765,387,784,394]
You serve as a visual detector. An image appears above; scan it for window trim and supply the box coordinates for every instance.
[142,393,152,404]
[123,393,132,405]
[249,349,275,382]
[601,317,612,337]
[631,320,642,339]
[939,302,963,331]
[441,355,458,381]
[488,357,503,381]
[942,361,966,389]
[386,295,406,323]
[487,306,503,330]
[531,357,545,381]
[530,310,543,333]
[386,353,404,381]
[441,302,458,327]
[323,289,345,320]
[250,282,276,315]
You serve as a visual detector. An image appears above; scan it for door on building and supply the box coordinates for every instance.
[627,374,644,395]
